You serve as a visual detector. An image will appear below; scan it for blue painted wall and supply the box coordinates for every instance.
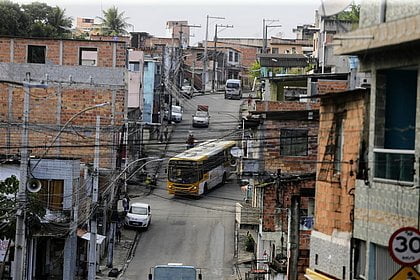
[143,61,156,123]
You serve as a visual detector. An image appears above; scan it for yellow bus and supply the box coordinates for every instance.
[167,140,237,196]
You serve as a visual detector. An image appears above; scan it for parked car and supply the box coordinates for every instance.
[171,105,183,123]
[192,105,210,128]
[124,202,151,229]
[181,85,193,99]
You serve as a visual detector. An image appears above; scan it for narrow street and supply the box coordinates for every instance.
[123,93,246,280]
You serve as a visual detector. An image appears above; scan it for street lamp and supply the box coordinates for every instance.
[202,15,225,92]
[262,19,281,53]
[30,102,111,172]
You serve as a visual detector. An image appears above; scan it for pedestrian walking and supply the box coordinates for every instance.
[164,125,169,142]
[122,194,129,214]
[116,221,122,244]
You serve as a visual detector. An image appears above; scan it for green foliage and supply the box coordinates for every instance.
[0,0,29,36]
[0,175,46,240]
[336,4,360,23]
[249,61,261,79]
[97,6,132,36]
[0,1,72,38]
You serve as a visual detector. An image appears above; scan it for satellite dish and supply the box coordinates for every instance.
[319,0,352,17]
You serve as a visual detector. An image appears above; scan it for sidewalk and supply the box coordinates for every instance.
[97,124,174,279]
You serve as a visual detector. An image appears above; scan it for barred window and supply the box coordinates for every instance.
[280,129,308,156]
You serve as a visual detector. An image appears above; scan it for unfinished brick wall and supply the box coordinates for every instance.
[0,37,127,169]
[262,178,315,278]
[0,37,126,67]
[315,90,369,235]
[0,84,125,168]
[317,79,348,94]
[256,100,320,112]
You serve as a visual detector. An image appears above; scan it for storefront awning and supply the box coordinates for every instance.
[77,228,106,245]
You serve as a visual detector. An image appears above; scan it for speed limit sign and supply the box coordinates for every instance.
[388,227,420,266]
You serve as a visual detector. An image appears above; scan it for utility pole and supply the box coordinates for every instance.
[262,19,281,54]
[14,73,48,280]
[88,116,100,280]
[14,73,30,280]
[212,24,233,93]
[179,24,201,89]
[202,15,224,92]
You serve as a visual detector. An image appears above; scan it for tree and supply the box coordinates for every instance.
[0,0,29,36]
[97,6,132,36]
[336,4,360,22]
[0,1,72,38]
[249,61,261,79]
[0,175,46,240]
[22,2,72,38]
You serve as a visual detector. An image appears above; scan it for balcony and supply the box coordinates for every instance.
[374,148,415,183]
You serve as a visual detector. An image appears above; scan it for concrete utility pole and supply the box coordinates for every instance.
[262,19,281,54]
[14,73,48,280]
[288,196,300,280]
[202,15,224,92]
[212,24,233,92]
[179,24,201,88]
[88,116,100,280]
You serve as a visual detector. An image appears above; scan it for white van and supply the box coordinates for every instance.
[225,79,242,100]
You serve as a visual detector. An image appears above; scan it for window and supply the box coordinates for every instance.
[234,52,239,62]
[27,45,46,64]
[128,62,140,71]
[196,52,203,60]
[38,179,64,210]
[82,18,94,23]
[291,47,296,54]
[79,47,98,66]
[272,48,279,54]
[374,69,417,182]
[280,129,308,156]
[229,51,233,62]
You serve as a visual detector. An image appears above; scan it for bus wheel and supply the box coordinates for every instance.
[204,183,208,194]
[222,172,227,185]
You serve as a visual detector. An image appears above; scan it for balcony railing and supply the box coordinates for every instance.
[373,148,415,182]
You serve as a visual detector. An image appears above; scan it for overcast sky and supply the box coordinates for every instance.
[15,0,330,45]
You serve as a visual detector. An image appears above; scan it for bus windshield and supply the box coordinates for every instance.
[154,266,196,280]
[168,164,199,184]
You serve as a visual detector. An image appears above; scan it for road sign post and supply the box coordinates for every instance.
[388,227,420,267]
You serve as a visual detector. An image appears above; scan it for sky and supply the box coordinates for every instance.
[15,0,332,45]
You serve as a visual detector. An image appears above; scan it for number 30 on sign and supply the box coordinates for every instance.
[388,227,420,266]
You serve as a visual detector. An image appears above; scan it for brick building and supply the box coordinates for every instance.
[307,88,369,280]
[238,98,319,279]
[0,36,127,279]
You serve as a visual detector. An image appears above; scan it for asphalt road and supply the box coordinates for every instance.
[123,93,247,280]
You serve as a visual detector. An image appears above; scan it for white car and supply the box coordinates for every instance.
[192,110,210,128]
[171,105,183,123]
[124,202,151,229]
[181,85,193,99]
